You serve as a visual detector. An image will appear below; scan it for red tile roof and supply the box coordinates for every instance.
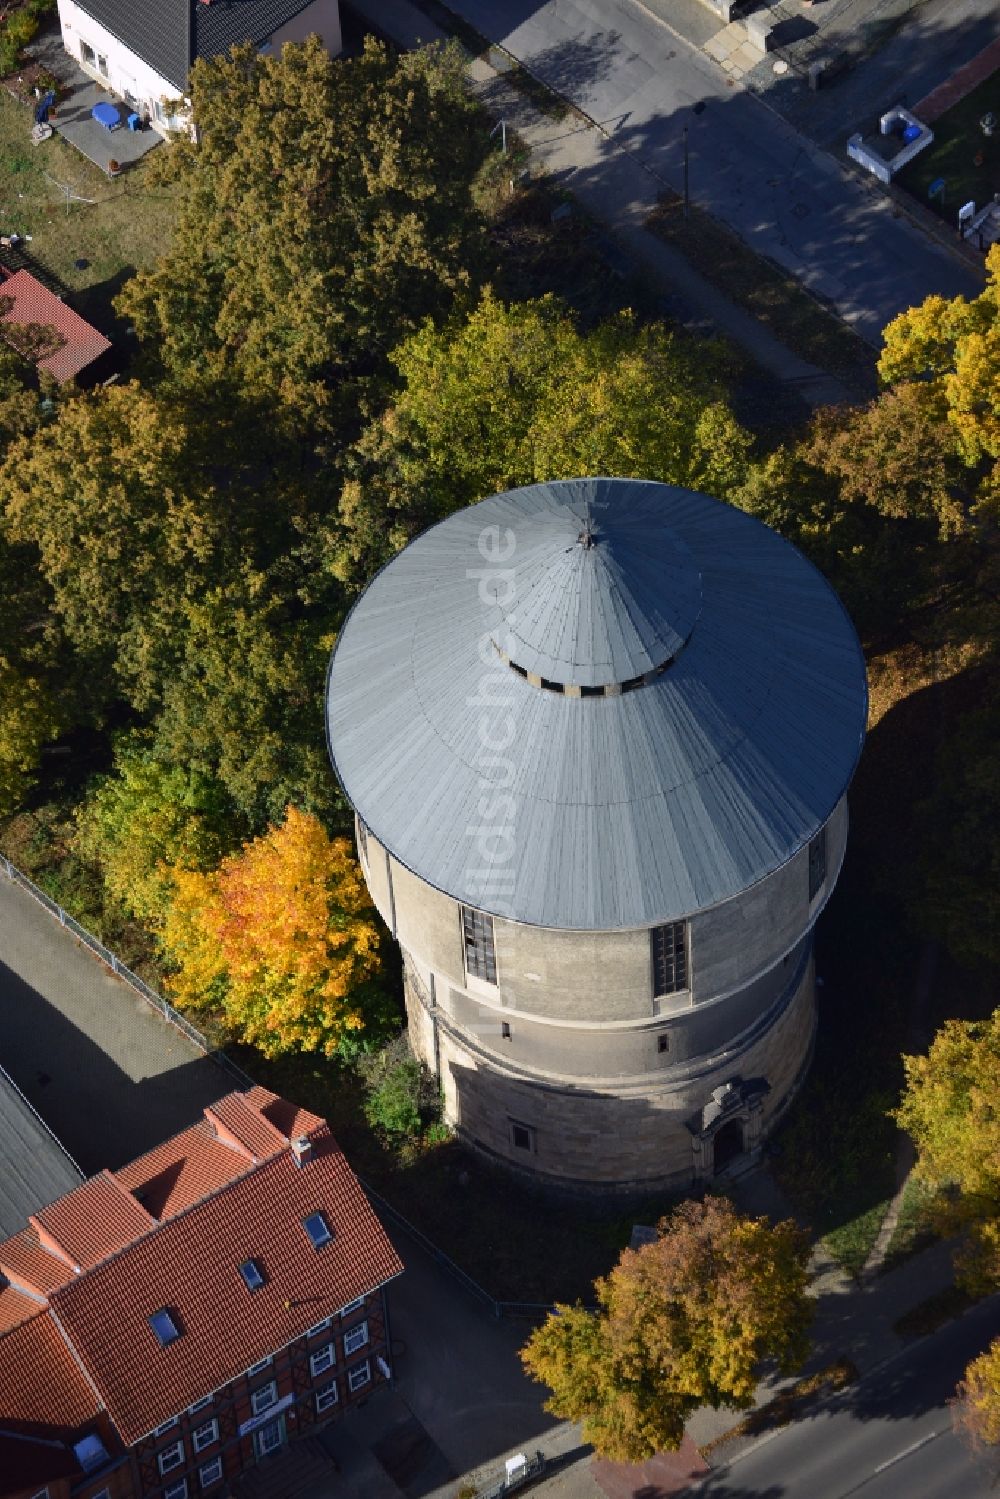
[31,1171,154,1271]
[0,1228,75,1297]
[0,1283,44,1334]
[0,1310,100,1432]
[205,1092,290,1161]
[116,1120,252,1220]
[247,1084,326,1142]
[0,270,111,383]
[52,1128,403,1443]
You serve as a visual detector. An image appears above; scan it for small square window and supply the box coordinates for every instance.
[192,1419,219,1454]
[239,1258,265,1291]
[657,1034,669,1054]
[199,1458,223,1490]
[315,1379,339,1414]
[347,1360,371,1393]
[509,1120,535,1153]
[339,1297,365,1318]
[303,1211,332,1249]
[343,1321,369,1356]
[80,40,95,66]
[651,922,688,997]
[158,1440,185,1476]
[250,1381,277,1416]
[72,1433,110,1473]
[307,1316,332,1337]
[461,906,497,984]
[150,1308,181,1347]
[808,828,827,902]
[153,1417,179,1438]
[246,1356,272,1377]
[164,1482,188,1499]
[310,1342,335,1376]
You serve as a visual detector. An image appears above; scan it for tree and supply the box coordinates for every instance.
[117,37,486,440]
[333,291,753,582]
[879,244,1000,519]
[955,1337,1000,1449]
[0,657,60,817]
[159,806,383,1057]
[74,744,236,924]
[520,1196,812,1461]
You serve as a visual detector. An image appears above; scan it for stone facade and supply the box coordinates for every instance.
[358,799,844,1189]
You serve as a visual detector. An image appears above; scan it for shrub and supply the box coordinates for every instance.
[359,1033,441,1139]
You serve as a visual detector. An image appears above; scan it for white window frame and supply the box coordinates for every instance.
[192,1418,219,1454]
[163,1482,188,1499]
[153,1416,180,1437]
[315,1379,339,1414]
[307,1316,332,1336]
[347,1360,371,1394]
[339,1297,365,1317]
[90,1492,110,1499]
[198,1457,224,1490]
[158,1440,185,1476]
[310,1341,335,1377]
[187,1395,213,1415]
[343,1321,369,1357]
[302,1211,332,1249]
[250,1380,278,1416]
[246,1355,272,1377]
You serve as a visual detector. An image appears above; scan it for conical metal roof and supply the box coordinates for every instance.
[326,478,868,931]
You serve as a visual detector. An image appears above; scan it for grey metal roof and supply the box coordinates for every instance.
[326,479,868,930]
[0,1064,82,1240]
[76,0,318,94]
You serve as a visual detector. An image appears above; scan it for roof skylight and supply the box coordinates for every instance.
[303,1211,332,1250]
[149,1307,181,1347]
[239,1258,265,1291]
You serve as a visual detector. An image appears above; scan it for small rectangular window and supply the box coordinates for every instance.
[164,1483,188,1499]
[310,1342,335,1376]
[96,53,108,76]
[509,1120,535,1153]
[80,41,95,66]
[158,1441,185,1476]
[651,922,688,997]
[150,1308,181,1348]
[343,1321,369,1356]
[246,1356,272,1377]
[307,1317,333,1337]
[347,1360,371,1393]
[339,1297,365,1318]
[192,1419,219,1454]
[73,1434,110,1473]
[153,1417,179,1437]
[462,906,497,984]
[657,1034,669,1054]
[315,1379,339,1414]
[303,1211,332,1249]
[250,1381,277,1416]
[199,1458,223,1490]
[501,1021,511,1040]
[808,828,827,902]
[187,1396,213,1415]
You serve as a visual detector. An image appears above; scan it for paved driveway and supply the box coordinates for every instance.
[447,0,983,340]
[0,875,233,1173]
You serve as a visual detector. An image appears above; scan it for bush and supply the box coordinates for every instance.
[359,1033,442,1140]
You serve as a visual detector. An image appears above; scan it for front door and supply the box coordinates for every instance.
[254,1415,286,1459]
[713,1117,744,1174]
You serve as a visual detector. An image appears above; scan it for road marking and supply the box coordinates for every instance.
[871,1428,944,1475]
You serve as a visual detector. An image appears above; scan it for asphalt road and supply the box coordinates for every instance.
[449,0,983,340]
[689,1298,1000,1499]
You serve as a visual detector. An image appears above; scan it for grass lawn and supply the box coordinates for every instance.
[897,71,1000,224]
[646,192,878,397]
[0,87,178,334]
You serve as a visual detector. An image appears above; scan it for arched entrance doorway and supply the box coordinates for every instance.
[713,1117,744,1174]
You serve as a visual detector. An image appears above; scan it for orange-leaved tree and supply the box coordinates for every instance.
[520,1196,812,1461]
[159,806,382,1057]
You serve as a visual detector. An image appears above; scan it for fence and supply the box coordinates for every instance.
[0,853,253,1091]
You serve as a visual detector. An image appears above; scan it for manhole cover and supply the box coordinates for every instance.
[773,59,789,75]
[791,201,811,219]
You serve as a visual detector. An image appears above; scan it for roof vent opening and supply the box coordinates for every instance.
[291,1136,314,1168]
[580,684,605,698]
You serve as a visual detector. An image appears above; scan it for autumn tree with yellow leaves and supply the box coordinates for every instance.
[159,806,383,1058]
[520,1196,812,1461]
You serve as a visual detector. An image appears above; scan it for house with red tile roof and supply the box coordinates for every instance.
[0,270,112,384]
[0,1086,403,1499]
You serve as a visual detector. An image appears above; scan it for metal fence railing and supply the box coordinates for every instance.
[0,853,253,1092]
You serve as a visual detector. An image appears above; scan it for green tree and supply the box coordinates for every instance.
[333,291,752,583]
[117,37,486,439]
[0,657,60,817]
[520,1196,812,1461]
[75,744,236,924]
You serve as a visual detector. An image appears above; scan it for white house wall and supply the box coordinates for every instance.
[57,1,186,131]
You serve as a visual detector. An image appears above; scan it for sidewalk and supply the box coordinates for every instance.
[347,0,856,408]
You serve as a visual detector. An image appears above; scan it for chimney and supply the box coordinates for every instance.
[291,1136,313,1169]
